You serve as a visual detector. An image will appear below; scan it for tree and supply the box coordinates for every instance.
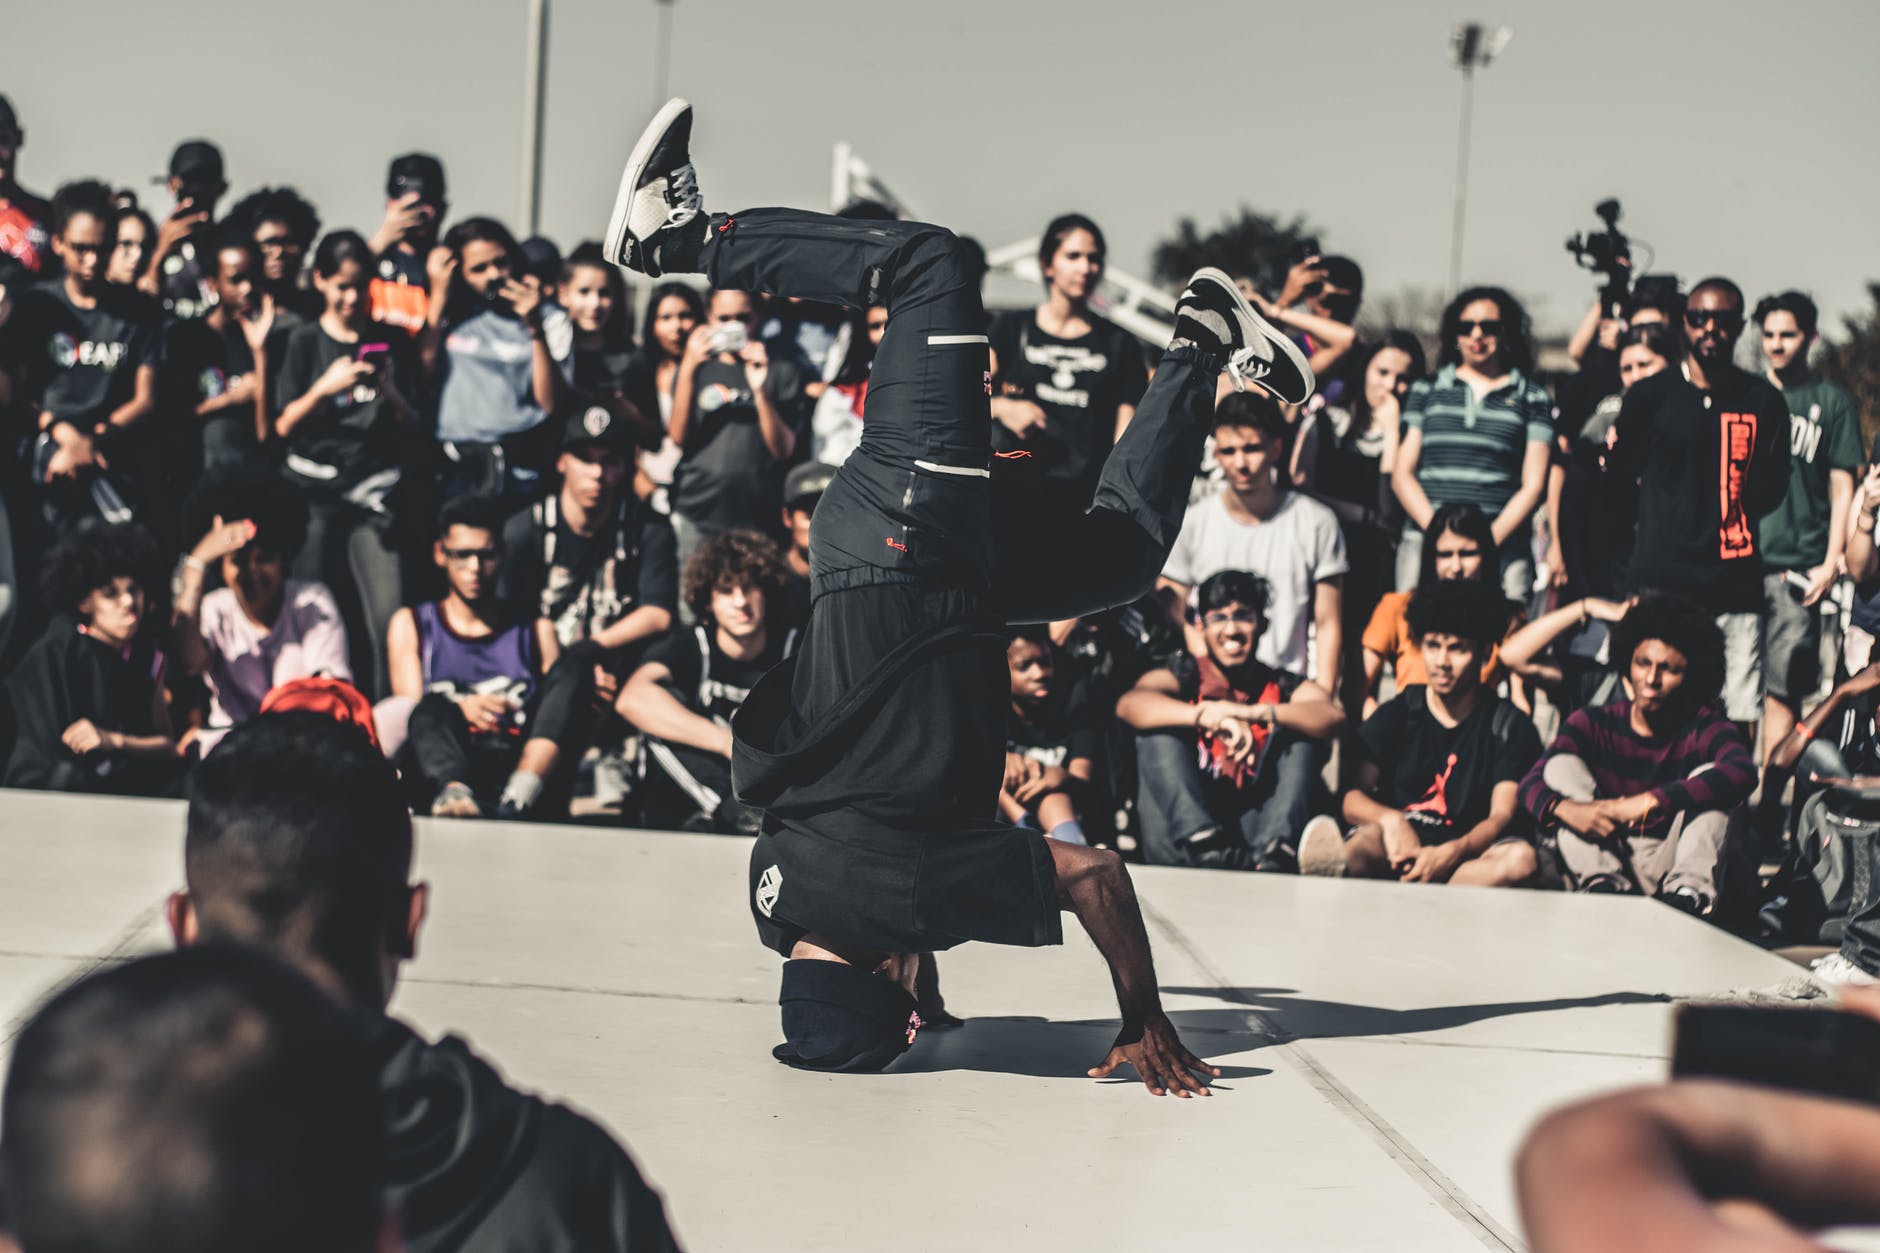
[1822,283,1880,447]
[1150,207,1319,295]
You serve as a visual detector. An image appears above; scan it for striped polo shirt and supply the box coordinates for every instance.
[1404,364,1555,520]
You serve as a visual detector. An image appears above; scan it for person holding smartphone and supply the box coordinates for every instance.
[368,152,448,334]
[274,230,421,697]
[138,140,226,321]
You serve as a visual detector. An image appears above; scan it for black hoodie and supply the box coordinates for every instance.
[360,1013,681,1253]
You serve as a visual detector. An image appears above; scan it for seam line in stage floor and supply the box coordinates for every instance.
[3,898,170,1046]
[1143,898,1525,1253]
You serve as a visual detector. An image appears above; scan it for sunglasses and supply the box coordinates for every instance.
[1684,309,1743,330]
[1458,319,1503,338]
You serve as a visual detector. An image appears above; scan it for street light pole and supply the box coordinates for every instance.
[653,0,676,110]
[1445,21,1512,300]
[520,0,549,237]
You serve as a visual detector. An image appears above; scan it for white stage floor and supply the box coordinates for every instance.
[1,788,1874,1252]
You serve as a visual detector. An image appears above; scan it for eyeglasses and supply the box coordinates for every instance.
[1201,609,1260,627]
[442,547,500,566]
[1458,319,1503,338]
[1684,309,1743,330]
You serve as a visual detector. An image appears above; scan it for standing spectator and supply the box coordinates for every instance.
[1611,277,1788,731]
[558,241,661,451]
[1117,570,1344,870]
[425,217,574,498]
[623,280,704,508]
[368,152,447,334]
[4,180,160,536]
[775,460,831,630]
[0,94,52,276]
[225,186,322,321]
[666,288,800,592]
[809,303,884,466]
[273,229,422,696]
[385,497,565,819]
[988,213,1147,516]
[1159,391,1347,695]
[171,492,348,756]
[1250,250,1363,402]
[1002,627,1105,847]
[139,140,226,320]
[105,197,155,287]
[3,523,180,794]
[1360,503,1518,718]
[618,530,796,833]
[1755,290,1861,755]
[160,226,283,481]
[1391,286,1553,601]
[1519,593,1755,917]
[1302,579,1542,886]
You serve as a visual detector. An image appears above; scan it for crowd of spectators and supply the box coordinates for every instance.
[1,93,1878,996]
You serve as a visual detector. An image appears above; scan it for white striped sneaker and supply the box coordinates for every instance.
[603,96,703,277]
[1175,267,1315,405]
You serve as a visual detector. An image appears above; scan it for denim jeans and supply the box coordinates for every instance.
[1134,729,1321,867]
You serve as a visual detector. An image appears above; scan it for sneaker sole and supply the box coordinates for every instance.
[604,95,692,273]
[1296,818,1347,877]
[1187,265,1315,405]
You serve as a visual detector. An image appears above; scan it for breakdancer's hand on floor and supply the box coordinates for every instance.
[1089,1014,1219,1097]
[1050,840,1221,1097]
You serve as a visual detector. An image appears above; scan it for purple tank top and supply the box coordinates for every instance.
[415,601,537,707]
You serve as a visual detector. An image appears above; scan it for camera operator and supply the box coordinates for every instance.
[138,140,227,320]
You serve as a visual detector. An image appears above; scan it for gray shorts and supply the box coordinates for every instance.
[1762,572,1820,706]
[1716,610,1765,723]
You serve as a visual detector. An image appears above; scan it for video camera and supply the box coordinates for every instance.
[1565,199,1631,316]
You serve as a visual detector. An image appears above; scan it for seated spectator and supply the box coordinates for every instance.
[1302,579,1542,885]
[274,229,422,696]
[225,185,322,320]
[159,224,285,482]
[1391,286,1553,600]
[3,523,180,794]
[0,946,385,1253]
[386,496,567,819]
[499,407,678,811]
[1002,627,1105,848]
[1159,390,1347,695]
[166,712,680,1252]
[104,197,153,287]
[808,303,884,466]
[424,216,574,498]
[623,281,704,508]
[1117,570,1344,870]
[1518,592,1755,917]
[1360,502,1521,718]
[171,488,348,756]
[618,530,797,833]
[367,152,447,334]
[667,289,801,593]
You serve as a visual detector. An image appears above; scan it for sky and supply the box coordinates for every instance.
[4,0,1877,335]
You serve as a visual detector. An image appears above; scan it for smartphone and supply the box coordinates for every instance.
[706,322,748,356]
[356,343,391,371]
[1671,1003,1880,1106]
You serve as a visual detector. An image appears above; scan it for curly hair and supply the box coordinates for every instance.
[225,186,322,248]
[1609,591,1725,714]
[682,530,789,622]
[1436,285,1535,375]
[41,522,162,620]
[1403,578,1509,649]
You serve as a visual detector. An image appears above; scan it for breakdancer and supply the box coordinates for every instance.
[605,99,1312,1095]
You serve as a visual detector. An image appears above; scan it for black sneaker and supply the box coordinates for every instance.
[603,96,703,277]
[1173,266,1315,405]
[1662,886,1708,917]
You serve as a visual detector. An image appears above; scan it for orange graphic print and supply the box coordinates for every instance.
[1403,752,1457,820]
[1718,410,1758,560]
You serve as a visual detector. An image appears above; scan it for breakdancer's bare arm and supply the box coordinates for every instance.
[1049,840,1220,1097]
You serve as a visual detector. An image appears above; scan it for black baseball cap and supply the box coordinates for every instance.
[386,153,446,204]
[783,462,836,509]
[771,959,920,1073]
[561,404,633,455]
[167,140,224,182]
[518,236,563,285]
[0,95,20,136]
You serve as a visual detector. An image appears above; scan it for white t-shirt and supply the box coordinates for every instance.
[198,580,352,750]
[1162,489,1348,676]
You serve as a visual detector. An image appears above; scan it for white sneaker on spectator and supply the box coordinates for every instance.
[1297,815,1346,878]
[604,96,703,277]
[591,749,632,812]
[1174,267,1315,404]
[1810,951,1880,987]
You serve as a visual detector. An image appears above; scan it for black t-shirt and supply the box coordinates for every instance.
[157,238,217,321]
[4,280,162,428]
[573,343,637,398]
[1353,687,1540,838]
[369,247,431,335]
[500,493,678,648]
[669,356,803,532]
[646,622,790,725]
[273,318,417,488]
[988,309,1147,492]
[1007,680,1104,771]
[161,314,295,470]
